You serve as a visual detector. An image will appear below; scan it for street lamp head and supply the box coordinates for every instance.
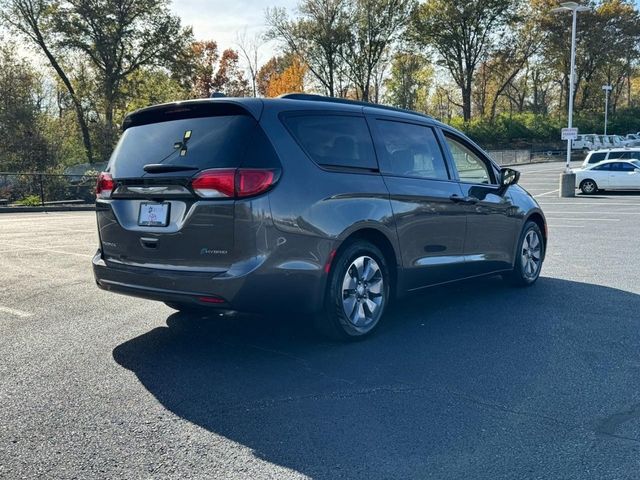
[551,2,591,13]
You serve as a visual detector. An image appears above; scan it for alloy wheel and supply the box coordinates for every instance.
[521,230,542,280]
[341,256,385,328]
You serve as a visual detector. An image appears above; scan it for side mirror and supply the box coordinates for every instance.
[500,167,520,187]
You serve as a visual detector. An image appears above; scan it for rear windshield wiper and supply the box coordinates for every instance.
[143,164,199,174]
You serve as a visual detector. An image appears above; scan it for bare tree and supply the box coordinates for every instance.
[236,29,264,98]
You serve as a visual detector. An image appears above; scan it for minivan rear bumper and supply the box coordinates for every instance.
[92,250,326,313]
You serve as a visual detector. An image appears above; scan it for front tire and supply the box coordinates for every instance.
[580,179,598,195]
[315,241,390,340]
[503,221,544,287]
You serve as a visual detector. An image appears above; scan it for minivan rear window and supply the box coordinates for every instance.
[588,152,607,164]
[108,114,278,178]
[283,115,377,170]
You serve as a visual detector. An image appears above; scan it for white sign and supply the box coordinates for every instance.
[561,128,578,141]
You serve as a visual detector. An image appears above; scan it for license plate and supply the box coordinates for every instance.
[138,202,170,227]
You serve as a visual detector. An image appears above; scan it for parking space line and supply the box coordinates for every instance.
[545,217,620,222]
[547,225,585,228]
[534,190,559,198]
[539,211,640,215]
[538,202,640,206]
[0,242,93,258]
[0,305,32,318]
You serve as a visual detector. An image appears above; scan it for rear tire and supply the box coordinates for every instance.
[503,221,544,287]
[315,240,390,341]
[580,179,598,195]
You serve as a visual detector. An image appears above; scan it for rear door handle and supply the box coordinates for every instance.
[449,194,479,205]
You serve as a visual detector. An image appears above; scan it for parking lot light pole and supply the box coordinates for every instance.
[552,2,590,197]
[602,85,612,136]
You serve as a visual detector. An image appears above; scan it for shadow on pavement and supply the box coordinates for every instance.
[113,276,640,479]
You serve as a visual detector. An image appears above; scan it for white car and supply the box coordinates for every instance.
[573,134,602,150]
[582,147,640,168]
[574,159,640,194]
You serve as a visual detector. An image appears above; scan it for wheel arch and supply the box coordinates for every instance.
[329,225,400,299]
[525,211,548,250]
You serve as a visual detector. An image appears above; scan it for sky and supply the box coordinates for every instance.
[169,0,299,59]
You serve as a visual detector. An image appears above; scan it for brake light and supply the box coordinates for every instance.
[96,172,115,199]
[191,169,236,198]
[237,169,275,197]
[191,169,278,199]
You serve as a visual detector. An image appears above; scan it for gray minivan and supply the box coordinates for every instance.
[93,94,547,339]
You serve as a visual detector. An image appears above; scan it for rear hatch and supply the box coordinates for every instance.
[96,101,280,272]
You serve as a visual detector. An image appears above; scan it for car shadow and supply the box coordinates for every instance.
[113,277,640,479]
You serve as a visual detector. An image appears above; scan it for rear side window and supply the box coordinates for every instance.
[109,114,279,178]
[283,115,377,170]
[374,120,449,180]
[611,162,635,171]
[588,152,607,164]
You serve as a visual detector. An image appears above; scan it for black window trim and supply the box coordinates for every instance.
[279,110,381,174]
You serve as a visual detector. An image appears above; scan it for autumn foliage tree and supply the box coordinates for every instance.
[260,55,307,97]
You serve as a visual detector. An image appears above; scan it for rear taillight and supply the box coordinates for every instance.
[191,169,236,198]
[191,168,278,199]
[96,172,115,199]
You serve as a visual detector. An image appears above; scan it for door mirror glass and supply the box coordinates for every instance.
[500,168,520,187]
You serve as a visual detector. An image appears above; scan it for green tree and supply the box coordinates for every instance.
[411,0,515,121]
[266,0,350,97]
[2,0,193,162]
[0,42,51,172]
[341,0,414,102]
[2,0,95,162]
[384,51,433,111]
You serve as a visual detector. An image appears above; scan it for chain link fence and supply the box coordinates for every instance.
[0,173,98,208]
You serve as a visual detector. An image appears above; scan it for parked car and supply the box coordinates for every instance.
[573,134,601,151]
[625,134,640,142]
[581,147,640,168]
[573,159,640,194]
[93,94,547,340]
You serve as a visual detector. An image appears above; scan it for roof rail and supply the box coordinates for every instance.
[279,93,433,120]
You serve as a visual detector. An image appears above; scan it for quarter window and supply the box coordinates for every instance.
[282,115,377,170]
[375,120,449,180]
[444,135,493,184]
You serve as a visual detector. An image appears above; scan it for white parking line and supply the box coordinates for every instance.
[0,306,32,318]
[539,211,640,215]
[0,242,93,258]
[534,190,559,198]
[545,217,620,222]
[538,202,640,207]
[547,225,585,228]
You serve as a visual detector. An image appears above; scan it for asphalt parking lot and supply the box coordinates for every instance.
[1,161,639,479]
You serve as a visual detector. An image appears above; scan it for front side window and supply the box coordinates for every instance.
[592,163,611,171]
[282,115,377,170]
[444,134,493,184]
[374,120,449,180]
